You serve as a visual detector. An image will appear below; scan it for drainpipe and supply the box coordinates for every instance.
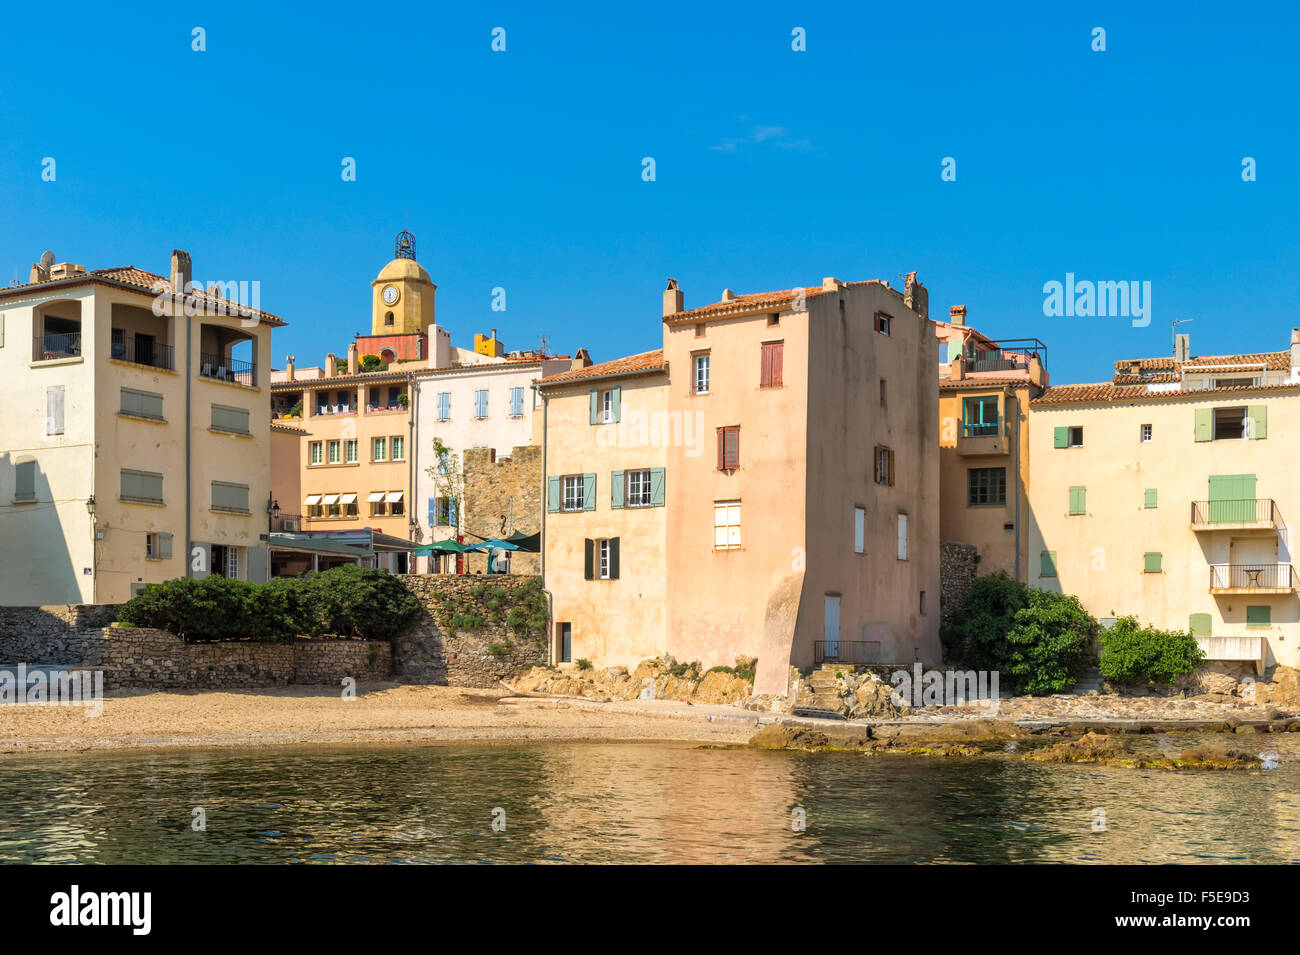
[537,383,555,664]
[410,372,419,569]
[1011,389,1021,581]
[184,295,193,578]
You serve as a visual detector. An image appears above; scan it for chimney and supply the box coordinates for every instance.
[170,250,192,293]
[428,324,452,369]
[571,347,593,371]
[903,272,928,319]
[663,278,684,316]
[325,353,338,378]
[721,288,735,303]
[285,356,296,382]
[949,305,967,327]
[347,341,359,374]
[29,263,49,283]
[950,353,964,381]
[1291,328,1300,374]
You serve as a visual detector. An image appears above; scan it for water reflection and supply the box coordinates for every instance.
[0,735,1297,864]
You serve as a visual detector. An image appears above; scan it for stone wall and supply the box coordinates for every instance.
[939,540,978,629]
[391,574,549,687]
[0,610,390,689]
[462,445,541,575]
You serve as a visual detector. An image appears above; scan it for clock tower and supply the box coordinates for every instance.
[370,231,436,336]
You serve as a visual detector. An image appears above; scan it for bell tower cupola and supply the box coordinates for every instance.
[371,231,436,336]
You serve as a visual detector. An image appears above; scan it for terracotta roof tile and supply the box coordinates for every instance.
[665,287,829,323]
[538,349,666,385]
[938,377,1034,390]
[1032,378,1300,406]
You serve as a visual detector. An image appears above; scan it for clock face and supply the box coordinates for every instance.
[382,285,399,305]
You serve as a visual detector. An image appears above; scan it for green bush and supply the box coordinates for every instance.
[303,565,421,640]
[575,658,593,671]
[1099,617,1205,686]
[359,353,385,372]
[941,572,1098,695]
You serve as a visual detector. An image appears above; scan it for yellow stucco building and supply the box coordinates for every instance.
[1028,332,1300,672]
[0,249,281,604]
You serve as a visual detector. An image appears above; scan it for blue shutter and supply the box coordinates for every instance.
[449,498,458,527]
[589,389,599,425]
[611,470,624,509]
[611,386,621,423]
[510,387,523,417]
[428,497,436,527]
[582,473,596,511]
[438,392,450,420]
[547,476,561,513]
[650,467,665,506]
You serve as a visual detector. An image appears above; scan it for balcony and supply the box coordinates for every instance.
[1208,563,1295,594]
[200,352,255,386]
[1190,499,1281,532]
[967,338,1047,374]
[111,334,175,371]
[957,417,1010,456]
[35,331,81,360]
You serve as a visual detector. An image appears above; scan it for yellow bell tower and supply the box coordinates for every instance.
[370,231,436,335]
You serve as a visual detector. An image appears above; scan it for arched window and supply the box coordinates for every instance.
[384,311,394,326]
[381,349,396,365]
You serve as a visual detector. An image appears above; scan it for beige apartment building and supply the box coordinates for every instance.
[0,249,280,604]
[935,306,1048,581]
[541,274,942,696]
[1028,332,1300,672]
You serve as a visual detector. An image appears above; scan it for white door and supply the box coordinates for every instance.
[824,595,841,658]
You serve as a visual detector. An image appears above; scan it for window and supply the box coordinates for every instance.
[14,459,36,503]
[874,446,894,486]
[714,501,741,550]
[323,493,341,518]
[1140,423,1152,442]
[1053,426,1084,448]
[694,354,710,394]
[625,469,651,508]
[1188,613,1212,638]
[896,513,908,560]
[854,506,866,554]
[562,475,586,512]
[328,440,341,464]
[1197,405,1267,442]
[879,378,887,409]
[768,314,780,326]
[584,538,620,580]
[45,386,65,436]
[372,437,387,462]
[1214,377,1257,389]
[875,312,891,335]
[1143,552,1162,573]
[962,396,999,436]
[431,497,453,526]
[1144,488,1158,508]
[121,387,164,420]
[1213,406,1248,440]
[968,467,1007,506]
[121,469,163,504]
[212,481,250,513]
[341,492,359,517]
[694,323,706,337]
[391,436,405,462]
[1069,426,1083,447]
[1040,550,1057,577]
[345,439,358,464]
[437,392,450,421]
[1247,605,1271,629]
[309,441,323,465]
[145,532,172,560]
[385,311,394,326]
[367,491,387,516]
[437,450,450,475]
[717,426,740,470]
[1068,486,1087,515]
[760,341,784,388]
[211,404,250,435]
[509,386,524,418]
[599,539,611,579]
[306,494,323,518]
[474,389,488,419]
[920,591,927,615]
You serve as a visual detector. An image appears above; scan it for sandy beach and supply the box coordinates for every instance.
[0,684,764,754]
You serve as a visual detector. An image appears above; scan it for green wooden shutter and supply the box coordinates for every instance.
[582,473,596,511]
[547,476,561,513]
[1069,486,1086,515]
[1246,605,1271,628]
[1143,552,1162,573]
[609,537,620,580]
[159,533,173,559]
[1053,426,1068,448]
[1040,550,1057,577]
[1248,404,1268,439]
[611,386,621,423]
[1194,408,1212,442]
[583,539,594,580]
[589,389,599,425]
[649,467,665,506]
[1208,474,1256,523]
[1188,613,1211,637]
[1144,488,1158,508]
[611,470,624,509]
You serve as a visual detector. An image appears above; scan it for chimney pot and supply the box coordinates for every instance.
[170,249,192,293]
[662,278,684,316]
[949,305,967,327]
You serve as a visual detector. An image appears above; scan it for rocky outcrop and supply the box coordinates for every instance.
[510,655,755,704]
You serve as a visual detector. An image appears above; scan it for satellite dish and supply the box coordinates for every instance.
[40,251,55,268]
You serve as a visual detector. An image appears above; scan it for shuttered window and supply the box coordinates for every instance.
[45,386,65,436]
[874,446,894,486]
[121,469,164,504]
[1040,550,1057,577]
[475,389,488,419]
[1143,552,1162,573]
[509,386,524,417]
[121,387,164,420]
[1246,606,1271,628]
[1189,613,1211,637]
[896,513,908,560]
[437,391,450,421]
[1144,488,1158,508]
[760,341,783,388]
[211,481,250,513]
[211,404,250,434]
[14,458,36,502]
[1069,486,1086,515]
[717,426,740,470]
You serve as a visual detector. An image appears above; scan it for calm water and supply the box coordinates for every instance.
[2,735,1299,863]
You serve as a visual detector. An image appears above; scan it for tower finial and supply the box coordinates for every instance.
[395,231,416,260]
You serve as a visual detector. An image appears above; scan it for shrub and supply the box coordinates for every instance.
[359,353,385,372]
[942,572,1098,695]
[1099,617,1205,686]
[117,576,258,642]
[575,658,593,671]
[305,565,421,640]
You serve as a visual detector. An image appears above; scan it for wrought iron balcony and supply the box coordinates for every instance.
[35,332,81,360]
[199,353,255,386]
[1208,563,1295,593]
[1190,498,1281,531]
[111,334,175,370]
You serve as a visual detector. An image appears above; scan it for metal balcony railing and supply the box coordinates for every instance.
[1191,498,1280,527]
[111,334,175,370]
[36,331,81,360]
[1208,563,1294,590]
[813,640,882,666]
[199,353,255,385]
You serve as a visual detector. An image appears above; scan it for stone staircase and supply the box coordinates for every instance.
[793,664,849,718]
[1073,666,1104,695]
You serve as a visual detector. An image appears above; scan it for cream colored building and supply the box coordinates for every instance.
[541,274,943,696]
[0,249,281,604]
[1028,333,1300,672]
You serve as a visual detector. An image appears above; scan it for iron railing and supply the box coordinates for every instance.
[813,640,882,666]
[111,334,175,370]
[1208,563,1294,590]
[199,352,255,385]
[1191,498,1280,527]
[970,357,1026,373]
[35,332,81,359]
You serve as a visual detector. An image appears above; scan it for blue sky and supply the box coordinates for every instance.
[2,1,1297,385]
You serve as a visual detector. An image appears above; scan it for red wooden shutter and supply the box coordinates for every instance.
[724,426,740,469]
[761,342,783,387]
[717,427,725,471]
